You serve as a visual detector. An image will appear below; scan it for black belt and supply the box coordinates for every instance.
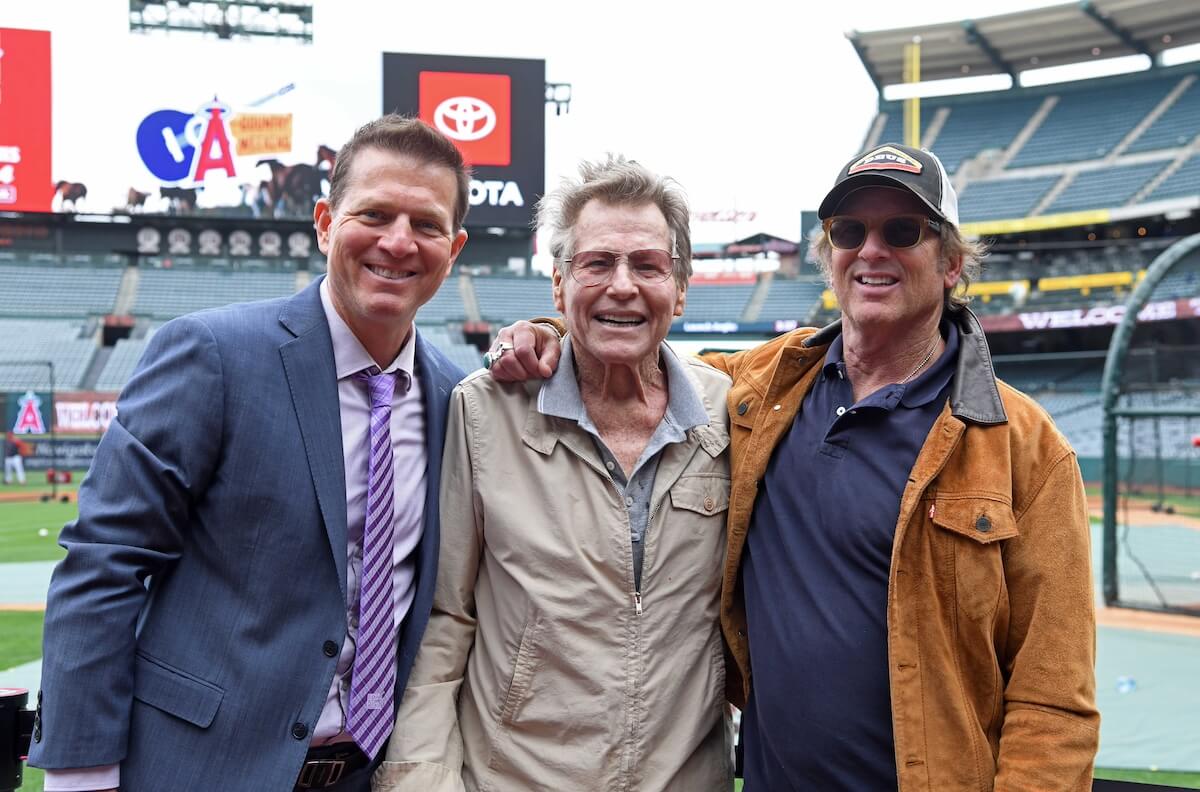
[296,742,370,789]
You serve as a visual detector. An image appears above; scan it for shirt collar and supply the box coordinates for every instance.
[320,278,416,386]
[819,319,959,409]
[537,336,709,435]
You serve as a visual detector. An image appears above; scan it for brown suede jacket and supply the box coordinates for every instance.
[701,308,1099,791]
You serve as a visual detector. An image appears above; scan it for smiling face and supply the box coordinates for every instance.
[553,200,685,370]
[314,146,467,363]
[829,186,961,343]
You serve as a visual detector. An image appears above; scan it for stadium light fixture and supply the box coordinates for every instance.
[545,82,572,116]
[1161,42,1200,67]
[883,74,1012,101]
[129,1,313,43]
[1018,53,1150,87]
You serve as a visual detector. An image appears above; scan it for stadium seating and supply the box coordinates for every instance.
[876,95,1042,174]
[1150,270,1200,300]
[417,325,483,374]
[414,277,468,324]
[1142,155,1200,204]
[755,280,825,322]
[0,319,96,389]
[0,262,123,318]
[958,175,1060,222]
[1043,161,1168,215]
[473,276,557,323]
[1125,77,1200,154]
[133,268,296,319]
[1007,76,1176,168]
[93,324,164,392]
[680,284,755,322]
[927,97,1044,174]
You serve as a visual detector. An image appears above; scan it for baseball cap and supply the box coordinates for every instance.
[818,142,959,227]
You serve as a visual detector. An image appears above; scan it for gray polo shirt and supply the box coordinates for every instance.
[537,337,710,591]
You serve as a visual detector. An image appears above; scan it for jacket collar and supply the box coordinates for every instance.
[802,307,1007,425]
[522,345,728,461]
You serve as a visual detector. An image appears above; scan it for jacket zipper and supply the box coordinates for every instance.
[633,497,666,617]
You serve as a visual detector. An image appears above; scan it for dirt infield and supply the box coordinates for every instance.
[1088,495,1200,530]
[0,490,75,504]
[1097,606,1200,638]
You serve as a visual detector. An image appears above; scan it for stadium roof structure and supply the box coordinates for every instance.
[848,0,1200,91]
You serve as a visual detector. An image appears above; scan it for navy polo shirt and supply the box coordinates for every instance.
[740,321,959,791]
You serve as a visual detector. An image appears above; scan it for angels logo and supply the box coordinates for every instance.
[12,391,46,434]
[848,145,923,175]
[137,99,237,187]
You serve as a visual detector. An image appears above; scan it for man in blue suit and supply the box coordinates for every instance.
[29,115,470,791]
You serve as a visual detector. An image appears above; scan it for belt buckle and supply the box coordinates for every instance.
[297,758,346,789]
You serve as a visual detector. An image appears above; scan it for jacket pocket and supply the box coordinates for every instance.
[930,495,1018,544]
[497,610,542,727]
[930,496,1018,622]
[669,473,731,518]
[133,650,225,728]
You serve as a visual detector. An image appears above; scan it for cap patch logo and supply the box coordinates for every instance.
[848,145,922,175]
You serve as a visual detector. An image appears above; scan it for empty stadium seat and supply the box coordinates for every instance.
[929,97,1043,173]
[1125,78,1200,154]
[680,284,755,322]
[958,175,1059,222]
[474,276,558,323]
[132,268,296,319]
[1043,161,1168,215]
[0,263,123,318]
[0,319,96,389]
[1142,156,1200,204]
[755,280,824,322]
[1008,76,1176,168]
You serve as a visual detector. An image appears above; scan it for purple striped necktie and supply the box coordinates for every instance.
[347,366,401,759]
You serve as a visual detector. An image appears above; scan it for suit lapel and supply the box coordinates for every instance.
[278,279,349,599]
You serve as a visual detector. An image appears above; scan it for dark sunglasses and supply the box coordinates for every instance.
[563,249,678,287]
[823,214,942,251]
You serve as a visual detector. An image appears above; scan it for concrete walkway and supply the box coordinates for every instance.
[0,658,40,695]
[0,560,55,608]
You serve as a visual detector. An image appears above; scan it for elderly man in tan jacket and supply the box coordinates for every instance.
[373,156,734,792]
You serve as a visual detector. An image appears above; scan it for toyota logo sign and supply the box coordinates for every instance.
[433,96,497,142]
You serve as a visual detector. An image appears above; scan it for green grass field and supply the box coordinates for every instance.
[0,499,71,563]
[0,475,81,563]
[0,610,44,668]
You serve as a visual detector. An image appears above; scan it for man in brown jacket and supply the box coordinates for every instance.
[491,142,1099,791]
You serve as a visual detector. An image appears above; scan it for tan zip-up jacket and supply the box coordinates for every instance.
[374,357,734,792]
[707,309,1099,792]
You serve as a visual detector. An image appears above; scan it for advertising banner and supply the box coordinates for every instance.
[384,53,545,229]
[5,389,119,435]
[3,26,360,222]
[978,296,1200,333]
[0,28,53,213]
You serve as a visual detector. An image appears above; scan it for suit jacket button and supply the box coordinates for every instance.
[292,722,308,740]
[323,640,338,657]
[737,403,749,416]
[975,515,991,533]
